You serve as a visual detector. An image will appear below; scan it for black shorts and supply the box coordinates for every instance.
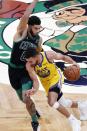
[49,83,63,101]
[8,65,33,100]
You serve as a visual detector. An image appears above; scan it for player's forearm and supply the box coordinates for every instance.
[33,79,39,92]
[18,0,38,29]
[24,0,38,18]
[28,72,39,90]
[28,71,39,92]
[63,55,76,64]
[26,63,39,91]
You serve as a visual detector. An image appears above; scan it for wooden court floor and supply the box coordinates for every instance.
[0,83,87,131]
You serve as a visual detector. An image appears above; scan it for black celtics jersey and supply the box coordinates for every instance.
[10,34,40,67]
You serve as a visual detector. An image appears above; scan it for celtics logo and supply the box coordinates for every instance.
[0,0,87,87]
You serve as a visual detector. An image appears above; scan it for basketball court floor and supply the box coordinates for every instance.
[0,0,87,130]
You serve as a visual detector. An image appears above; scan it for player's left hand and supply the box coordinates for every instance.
[72,63,80,69]
[25,88,37,96]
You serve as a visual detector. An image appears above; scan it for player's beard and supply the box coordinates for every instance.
[30,29,37,37]
[33,60,38,66]
[31,60,38,67]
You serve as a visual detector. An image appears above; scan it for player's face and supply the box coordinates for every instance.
[27,57,38,66]
[31,25,41,35]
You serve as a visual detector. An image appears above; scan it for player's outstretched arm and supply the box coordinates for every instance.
[26,61,39,95]
[46,51,77,64]
[17,0,39,34]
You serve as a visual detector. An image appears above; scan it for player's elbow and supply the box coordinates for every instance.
[61,55,66,61]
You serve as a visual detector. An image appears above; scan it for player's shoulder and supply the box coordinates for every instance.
[44,51,54,62]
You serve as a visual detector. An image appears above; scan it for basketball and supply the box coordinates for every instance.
[63,65,80,81]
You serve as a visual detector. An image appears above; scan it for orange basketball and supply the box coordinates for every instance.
[63,65,80,81]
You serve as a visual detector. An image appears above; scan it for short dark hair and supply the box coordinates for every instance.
[28,16,41,25]
[25,48,39,59]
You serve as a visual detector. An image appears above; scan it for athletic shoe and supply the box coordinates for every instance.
[31,121,40,131]
[78,101,87,121]
[69,115,81,131]
[36,110,41,119]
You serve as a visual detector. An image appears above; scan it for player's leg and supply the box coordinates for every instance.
[21,78,40,131]
[22,78,40,131]
[48,91,70,117]
[58,95,87,121]
[8,66,40,131]
[48,86,81,131]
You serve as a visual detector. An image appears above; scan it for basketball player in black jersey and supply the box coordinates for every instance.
[8,0,42,131]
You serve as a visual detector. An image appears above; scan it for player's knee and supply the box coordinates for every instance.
[25,96,29,103]
[22,95,28,103]
[48,100,55,107]
[22,91,31,103]
[58,96,72,107]
[48,101,60,109]
[52,102,60,109]
[23,95,31,104]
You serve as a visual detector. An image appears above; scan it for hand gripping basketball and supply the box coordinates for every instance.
[63,64,80,81]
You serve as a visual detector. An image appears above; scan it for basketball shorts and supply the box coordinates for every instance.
[8,65,33,100]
